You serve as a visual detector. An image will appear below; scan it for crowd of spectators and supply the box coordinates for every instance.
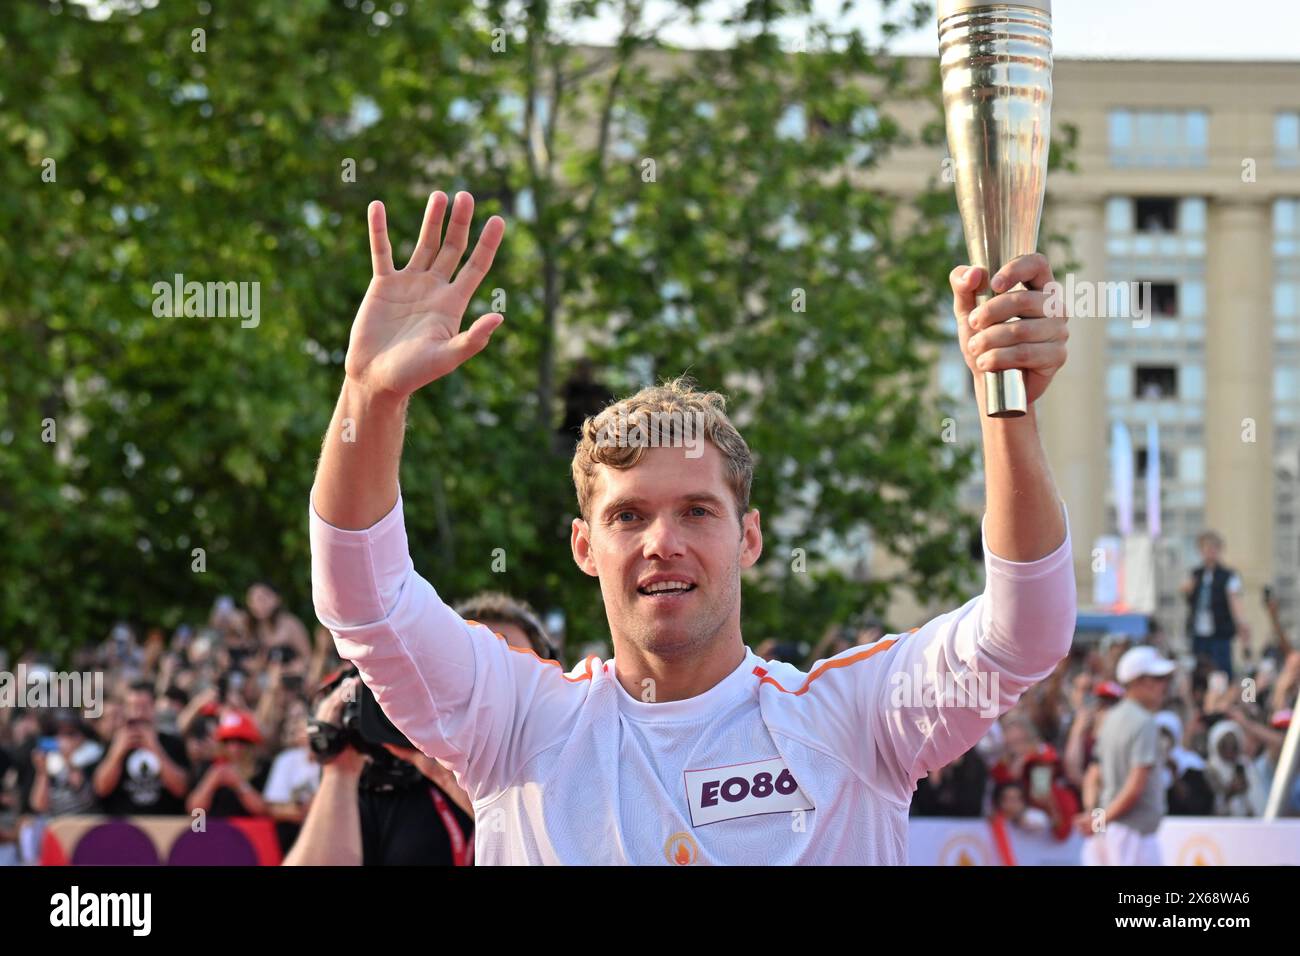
[4,561,1299,865]
[763,600,1300,842]
[0,583,344,864]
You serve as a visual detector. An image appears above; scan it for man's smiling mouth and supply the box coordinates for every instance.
[636,580,697,597]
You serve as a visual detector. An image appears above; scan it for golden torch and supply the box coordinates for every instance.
[938,0,1053,417]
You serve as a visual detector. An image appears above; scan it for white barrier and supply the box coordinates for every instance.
[907,817,1300,865]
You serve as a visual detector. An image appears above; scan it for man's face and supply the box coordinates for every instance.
[247,584,277,620]
[124,690,154,724]
[997,786,1026,819]
[1132,674,1170,709]
[1217,731,1239,761]
[571,444,762,660]
[1004,723,1031,759]
[1199,538,1221,564]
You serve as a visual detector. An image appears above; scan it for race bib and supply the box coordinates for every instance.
[683,756,815,827]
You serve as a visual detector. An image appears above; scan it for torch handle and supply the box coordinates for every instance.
[976,287,1029,418]
[984,368,1027,418]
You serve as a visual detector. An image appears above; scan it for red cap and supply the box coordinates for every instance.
[216,709,263,744]
[1095,681,1124,700]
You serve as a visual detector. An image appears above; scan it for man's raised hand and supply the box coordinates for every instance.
[344,191,506,399]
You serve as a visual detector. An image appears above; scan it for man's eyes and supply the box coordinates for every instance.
[613,507,713,523]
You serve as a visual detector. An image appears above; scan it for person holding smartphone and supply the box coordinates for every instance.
[91,682,191,815]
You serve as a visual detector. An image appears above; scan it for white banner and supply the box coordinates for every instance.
[908,817,1300,865]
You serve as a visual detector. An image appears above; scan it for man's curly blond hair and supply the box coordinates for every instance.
[571,377,753,520]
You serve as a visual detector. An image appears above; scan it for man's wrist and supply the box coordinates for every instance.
[342,375,408,414]
[321,759,364,782]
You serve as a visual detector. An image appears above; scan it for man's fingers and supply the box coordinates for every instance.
[406,191,449,272]
[968,314,1066,357]
[968,289,1049,331]
[949,265,984,322]
[368,201,395,277]
[450,215,505,298]
[973,341,1067,373]
[444,313,503,365]
[430,191,474,280]
[991,252,1053,294]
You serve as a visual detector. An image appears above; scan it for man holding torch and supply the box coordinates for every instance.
[308,187,1075,864]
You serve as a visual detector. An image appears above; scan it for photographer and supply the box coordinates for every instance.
[283,671,473,866]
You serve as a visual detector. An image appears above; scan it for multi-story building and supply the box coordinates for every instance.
[874,58,1300,656]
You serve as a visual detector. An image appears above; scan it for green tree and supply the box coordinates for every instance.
[0,0,1065,663]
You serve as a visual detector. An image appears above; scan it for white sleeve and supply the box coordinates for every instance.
[309,490,587,801]
[864,503,1077,796]
[784,503,1076,803]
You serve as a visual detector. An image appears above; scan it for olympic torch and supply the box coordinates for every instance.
[938,0,1053,418]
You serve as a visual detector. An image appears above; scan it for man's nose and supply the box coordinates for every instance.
[642,515,685,560]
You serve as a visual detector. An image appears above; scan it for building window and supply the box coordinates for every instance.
[1135,365,1178,399]
[1135,197,1178,233]
[1109,109,1209,167]
[1107,363,1131,400]
[1181,280,1206,319]
[1136,281,1179,318]
[1178,446,1205,483]
[1277,365,1300,404]
[1106,197,1133,233]
[1179,198,1207,234]
[1277,198,1300,240]
[1277,282,1299,318]
[1136,447,1176,479]
[1278,113,1300,168]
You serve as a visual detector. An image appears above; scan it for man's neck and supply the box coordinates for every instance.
[611,635,748,703]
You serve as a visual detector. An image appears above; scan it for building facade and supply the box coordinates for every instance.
[874,58,1300,657]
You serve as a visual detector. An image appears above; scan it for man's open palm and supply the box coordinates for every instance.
[345,190,506,398]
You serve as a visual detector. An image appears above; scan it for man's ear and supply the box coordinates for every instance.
[571,517,599,577]
[740,508,763,569]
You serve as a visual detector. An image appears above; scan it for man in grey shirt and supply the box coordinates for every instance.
[1082,645,1174,865]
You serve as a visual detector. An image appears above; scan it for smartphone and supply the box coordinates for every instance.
[1029,764,1053,801]
[37,737,61,753]
[1208,671,1229,696]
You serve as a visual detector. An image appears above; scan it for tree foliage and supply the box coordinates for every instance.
[0,0,1032,662]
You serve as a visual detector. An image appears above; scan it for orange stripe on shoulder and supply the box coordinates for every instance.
[753,638,899,695]
[464,619,596,682]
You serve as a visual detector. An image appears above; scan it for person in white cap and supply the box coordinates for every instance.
[1077,645,1174,865]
